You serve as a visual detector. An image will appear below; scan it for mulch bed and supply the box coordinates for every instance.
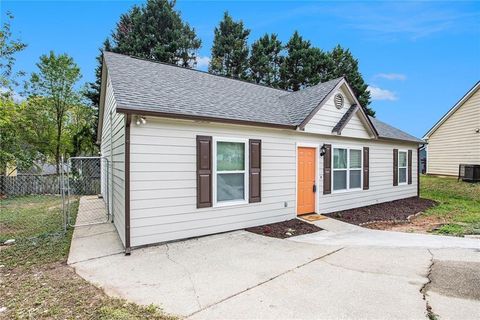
[246,219,322,239]
[324,197,437,226]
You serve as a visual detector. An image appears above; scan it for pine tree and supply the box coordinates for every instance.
[209,12,250,79]
[86,0,201,108]
[249,34,283,87]
[325,45,374,116]
[111,0,201,65]
[279,31,319,91]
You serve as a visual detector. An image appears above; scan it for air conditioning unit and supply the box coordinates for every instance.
[458,164,480,183]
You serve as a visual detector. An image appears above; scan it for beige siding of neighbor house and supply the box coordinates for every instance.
[427,88,480,176]
[129,117,418,247]
[303,86,372,140]
[100,74,126,246]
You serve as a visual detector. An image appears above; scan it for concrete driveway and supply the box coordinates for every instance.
[68,218,480,320]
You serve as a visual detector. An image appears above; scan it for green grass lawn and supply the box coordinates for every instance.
[420,175,480,236]
[0,195,174,319]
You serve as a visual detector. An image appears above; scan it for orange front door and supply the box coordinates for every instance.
[297,147,316,215]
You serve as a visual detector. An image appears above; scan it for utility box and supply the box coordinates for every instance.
[458,164,480,183]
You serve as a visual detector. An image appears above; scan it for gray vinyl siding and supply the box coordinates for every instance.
[427,88,480,175]
[100,74,126,246]
[129,117,418,247]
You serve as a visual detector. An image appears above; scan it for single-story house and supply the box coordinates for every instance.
[98,52,424,254]
[423,81,480,176]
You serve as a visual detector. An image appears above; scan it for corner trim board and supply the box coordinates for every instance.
[125,114,131,255]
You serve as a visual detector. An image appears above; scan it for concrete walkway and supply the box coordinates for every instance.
[68,214,480,319]
[291,217,480,249]
[67,196,123,265]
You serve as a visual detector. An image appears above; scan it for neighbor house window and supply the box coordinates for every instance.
[333,147,362,191]
[398,151,407,184]
[215,139,248,204]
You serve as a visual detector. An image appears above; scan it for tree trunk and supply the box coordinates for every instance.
[55,116,61,175]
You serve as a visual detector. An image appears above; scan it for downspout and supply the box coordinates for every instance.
[125,114,131,255]
[417,144,424,198]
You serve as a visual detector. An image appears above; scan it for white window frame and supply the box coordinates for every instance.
[332,145,363,193]
[398,150,408,185]
[213,137,249,207]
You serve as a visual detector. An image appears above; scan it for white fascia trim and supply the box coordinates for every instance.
[423,81,480,139]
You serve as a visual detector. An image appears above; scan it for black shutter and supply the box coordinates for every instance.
[363,147,369,190]
[408,150,413,185]
[197,136,212,208]
[323,144,332,194]
[249,139,261,203]
[393,149,398,186]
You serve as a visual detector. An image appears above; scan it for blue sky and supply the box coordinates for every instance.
[2,0,479,138]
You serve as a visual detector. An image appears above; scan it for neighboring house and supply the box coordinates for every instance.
[423,81,480,176]
[98,52,424,253]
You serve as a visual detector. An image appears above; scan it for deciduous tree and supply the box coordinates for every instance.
[0,12,27,91]
[27,52,82,173]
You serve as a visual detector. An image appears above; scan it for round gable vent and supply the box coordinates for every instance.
[334,93,344,109]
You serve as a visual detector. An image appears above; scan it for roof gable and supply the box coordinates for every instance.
[300,81,377,138]
[423,81,480,139]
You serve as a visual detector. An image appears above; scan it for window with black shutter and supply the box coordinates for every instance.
[323,144,332,194]
[196,136,212,208]
[249,139,261,203]
[363,147,369,190]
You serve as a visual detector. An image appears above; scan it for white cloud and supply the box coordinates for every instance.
[196,56,211,70]
[374,73,407,81]
[368,86,398,101]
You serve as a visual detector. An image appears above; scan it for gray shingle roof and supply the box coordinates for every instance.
[104,52,292,127]
[369,116,424,143]
[103,51,423,143]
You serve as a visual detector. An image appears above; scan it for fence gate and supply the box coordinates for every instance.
[64,156,110,227]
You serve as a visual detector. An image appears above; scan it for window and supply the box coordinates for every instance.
[398,151,407,184]
[333,147,362,191]
[215,139,248,205]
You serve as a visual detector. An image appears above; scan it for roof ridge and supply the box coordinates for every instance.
[278,77,345,99]
[104,51,289,93]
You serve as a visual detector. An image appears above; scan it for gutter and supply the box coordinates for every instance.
[417,144,425,198]
[116,107,296,130]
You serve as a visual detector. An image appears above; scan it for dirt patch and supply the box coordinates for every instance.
[0,262,175,319]
[364,215,449,234]
[246,219,322,239]
[325,197,437,226]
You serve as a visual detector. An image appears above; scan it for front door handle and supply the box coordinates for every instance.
[313,184,317,193]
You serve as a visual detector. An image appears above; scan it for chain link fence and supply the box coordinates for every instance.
[64,157,110,227]
[0,157,110,241]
